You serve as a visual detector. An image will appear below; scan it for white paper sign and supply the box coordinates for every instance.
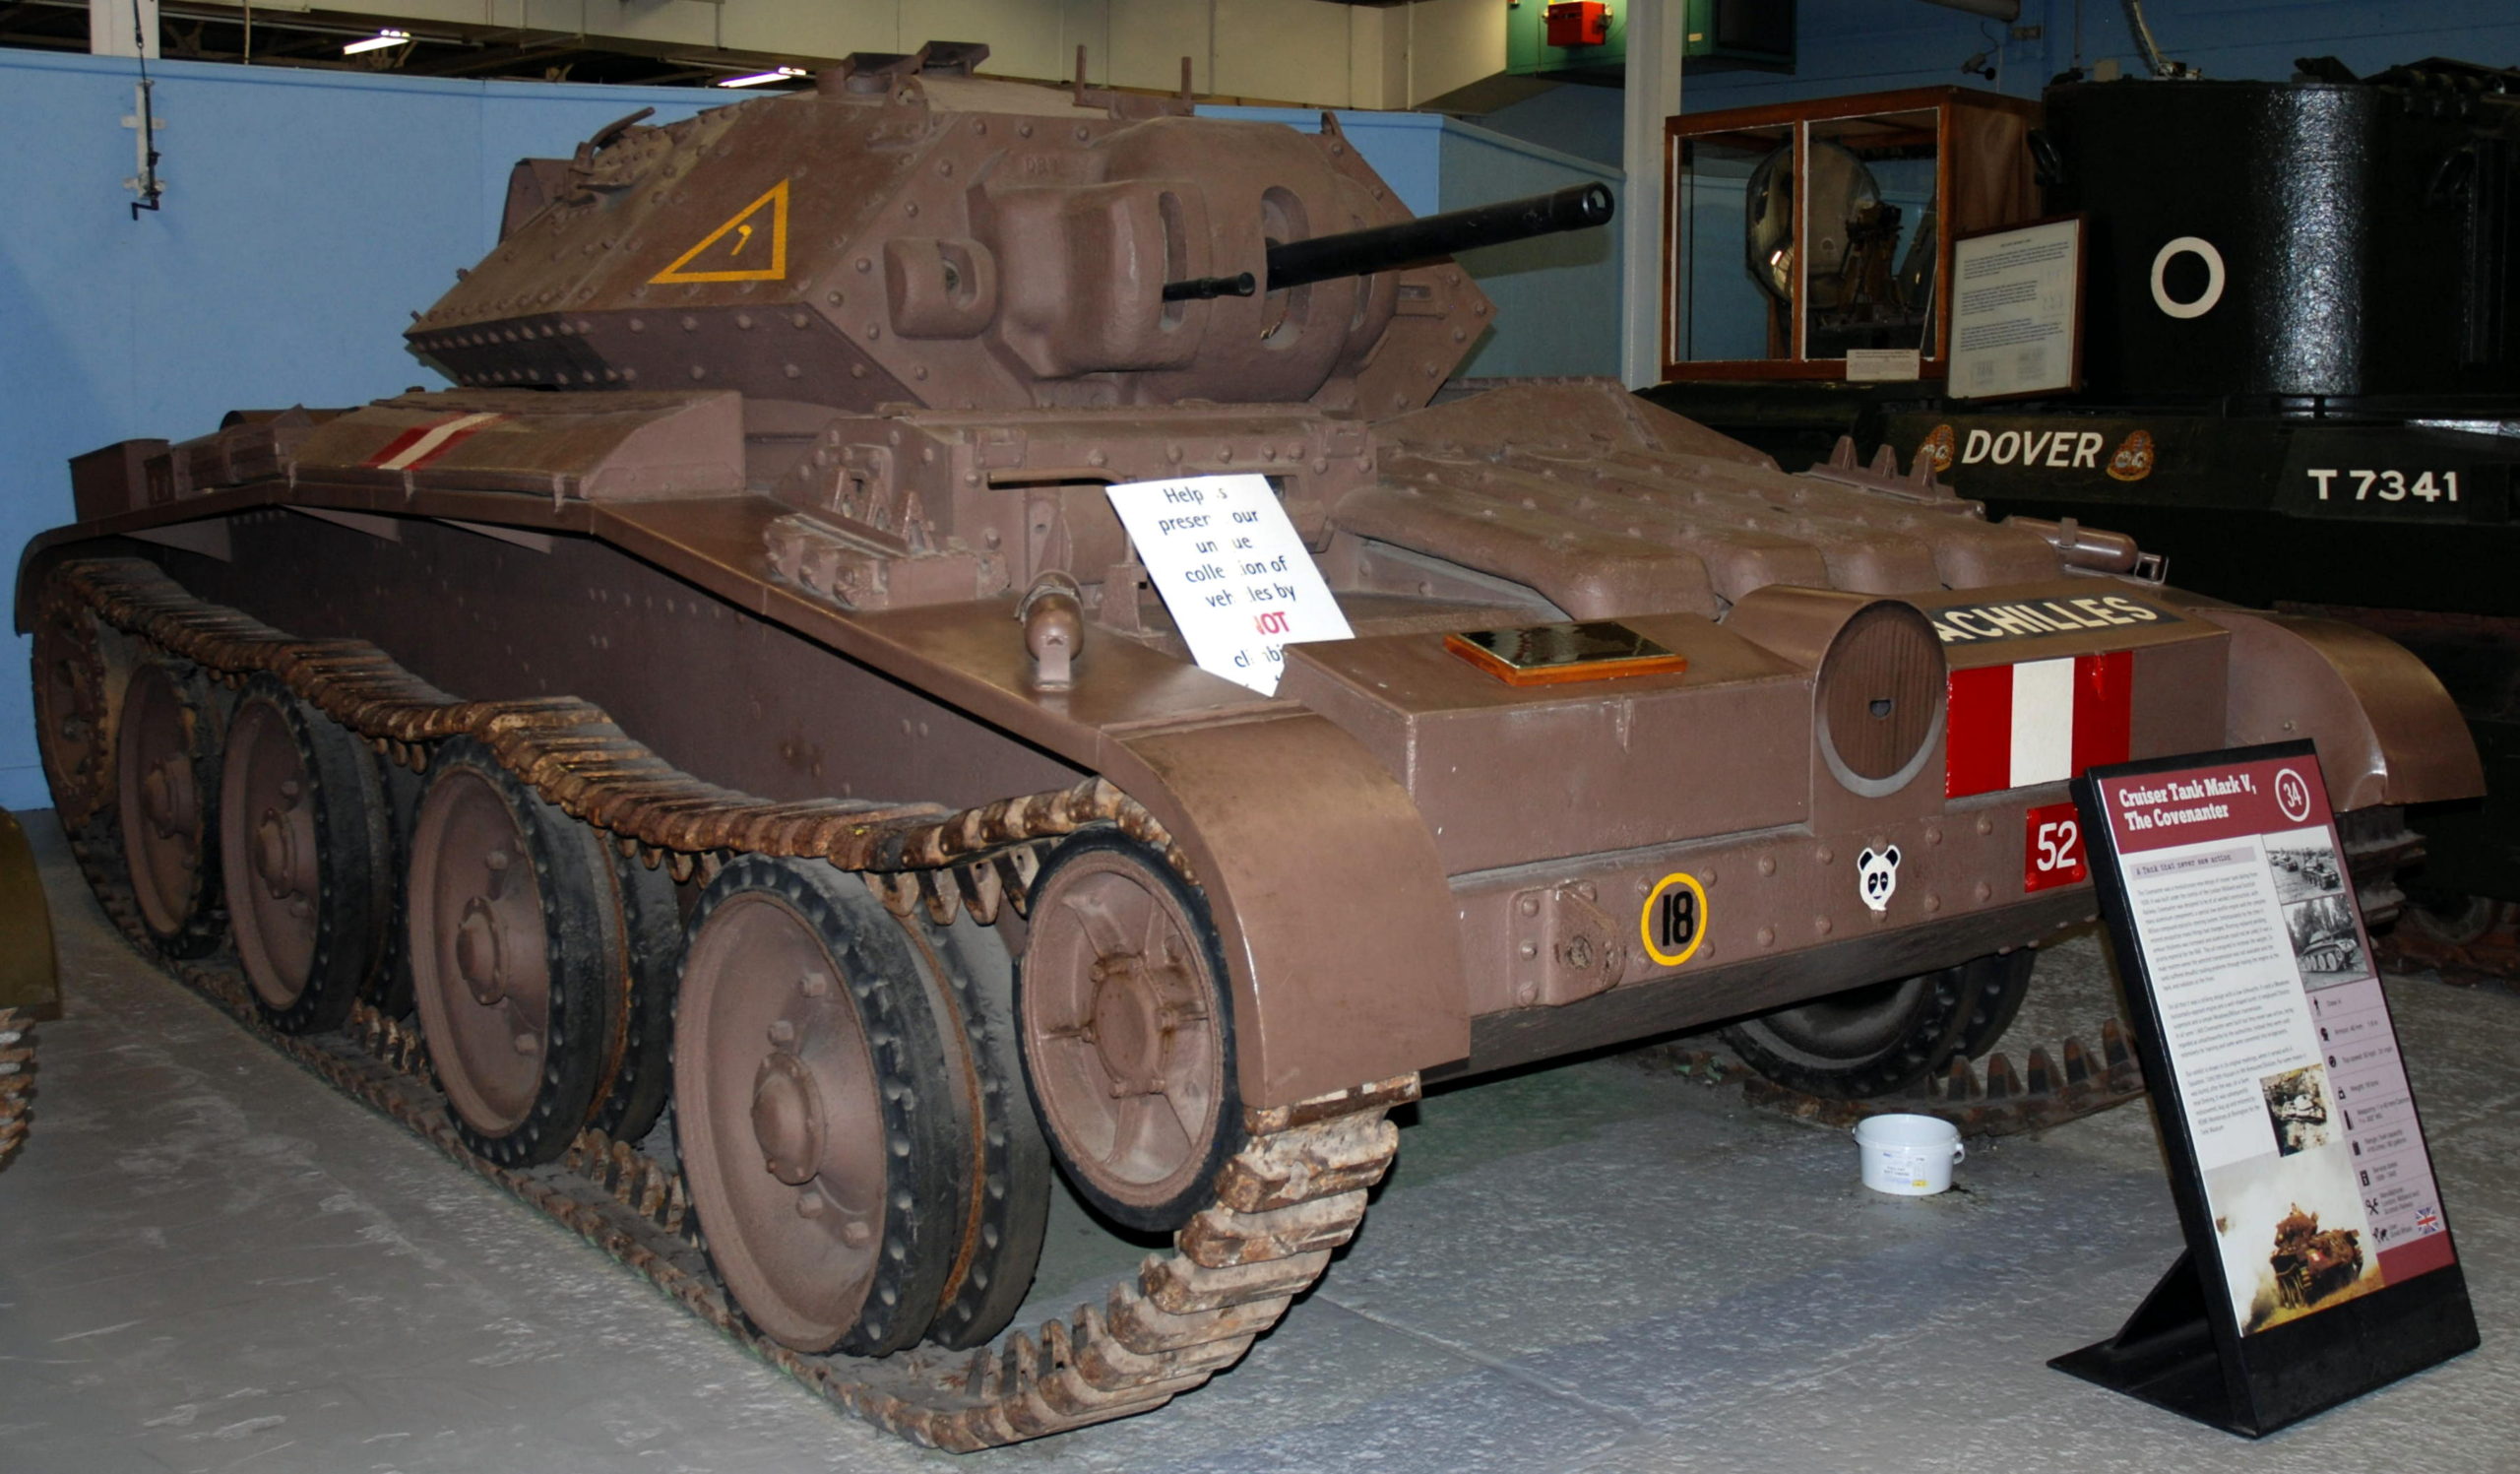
[1103,475,1352,695]
[1845,348,1922,382]
[1950,218,2082,400]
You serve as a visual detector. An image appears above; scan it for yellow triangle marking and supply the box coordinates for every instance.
[649,179,790,285]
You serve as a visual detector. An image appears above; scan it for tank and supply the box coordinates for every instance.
[1646,59,2520,973]
[2270,1204,2366,1313]
[15,44,2483,1450]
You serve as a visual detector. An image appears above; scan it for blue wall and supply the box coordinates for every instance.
[1435,126,1621,378]
[0,49,724,810]
[1210,105,1622,380]
[1476,84,1624,167]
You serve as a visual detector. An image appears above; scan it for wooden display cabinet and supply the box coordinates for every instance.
[1661,86,2039,382]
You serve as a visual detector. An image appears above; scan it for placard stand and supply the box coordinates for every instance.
[2054,740,2476,1436]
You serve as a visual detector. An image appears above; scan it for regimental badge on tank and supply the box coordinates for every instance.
[1918,422,1957,475]
[2107,428,2157,482]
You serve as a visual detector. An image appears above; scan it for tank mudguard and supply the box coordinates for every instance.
[2194,607,2483,808]
[1107,714,1466,1107]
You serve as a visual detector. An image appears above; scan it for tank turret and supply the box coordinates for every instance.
[409,43,1586,417]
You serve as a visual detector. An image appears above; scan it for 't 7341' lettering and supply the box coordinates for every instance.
[2306,469,2461,503]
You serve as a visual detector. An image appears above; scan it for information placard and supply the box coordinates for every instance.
[1949,216,2084,401]
[2053,741,2476,1435]
[1103,474,1353,696]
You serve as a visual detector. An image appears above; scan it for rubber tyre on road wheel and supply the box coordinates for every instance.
[903,908,1051,1351]
[589,848,682,1147]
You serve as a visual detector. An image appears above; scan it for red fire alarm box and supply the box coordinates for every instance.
[1544,2,1609,48]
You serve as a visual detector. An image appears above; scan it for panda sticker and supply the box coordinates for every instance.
[1857,846,1902,913]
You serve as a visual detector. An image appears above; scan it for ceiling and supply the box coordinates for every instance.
[5,0,841,87]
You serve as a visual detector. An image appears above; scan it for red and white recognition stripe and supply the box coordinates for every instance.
[1945,651,2132,798]
[365,412,506,472]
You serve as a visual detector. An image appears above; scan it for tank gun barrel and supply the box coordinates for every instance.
[1162,182,1614,302]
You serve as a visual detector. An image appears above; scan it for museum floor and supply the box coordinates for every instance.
[3,810,2514,1474]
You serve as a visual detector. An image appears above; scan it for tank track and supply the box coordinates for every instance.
[2335,804,2423,930]
[2378,899,2520,988]
[0,1008,32,1171]
[39,554,1415,1451]
[1645,1017,2150,1136]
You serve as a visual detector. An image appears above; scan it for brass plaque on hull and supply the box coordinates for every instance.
[1445,620,1689,685]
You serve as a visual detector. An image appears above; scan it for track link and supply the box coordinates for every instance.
[1639,1017,2150,1136]
[39,554,1413,1451]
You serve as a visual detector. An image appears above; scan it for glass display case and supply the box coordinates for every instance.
[1661,87,2039,381]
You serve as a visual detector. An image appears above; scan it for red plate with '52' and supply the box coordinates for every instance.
[2025,801,2087,892]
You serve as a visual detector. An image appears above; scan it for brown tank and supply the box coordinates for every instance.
[15,43,2482,1449]
[2270,1204,2365,1312]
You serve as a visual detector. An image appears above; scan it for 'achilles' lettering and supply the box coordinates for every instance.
[1982,605,2047,637]
[1928,597,2177,644]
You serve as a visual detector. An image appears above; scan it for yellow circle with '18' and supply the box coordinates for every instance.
[1639,871,1709,968]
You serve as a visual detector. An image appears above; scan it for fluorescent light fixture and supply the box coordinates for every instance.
[343,29,411,55]
[717,67,808,88]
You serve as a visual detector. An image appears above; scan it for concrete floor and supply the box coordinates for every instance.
[2,810,2513,1474]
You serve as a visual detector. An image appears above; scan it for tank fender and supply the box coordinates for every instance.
[2191,608,2483,808]
[1103,714,1465,1107]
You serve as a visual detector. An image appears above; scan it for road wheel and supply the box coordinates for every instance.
[219,676,390,1034]
[115,660,227,958]
[1724,950,2035,1100]
[1018,833,1242,1233]
[674,857,961,1356]
[2403,892,2499,948]
[407,738,624,1167]
[30,593,118,830]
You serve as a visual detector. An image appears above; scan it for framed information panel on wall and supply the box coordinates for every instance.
[2053,741,2476,1435]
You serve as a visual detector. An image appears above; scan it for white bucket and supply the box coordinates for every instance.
[1854,1113,1964,1195]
